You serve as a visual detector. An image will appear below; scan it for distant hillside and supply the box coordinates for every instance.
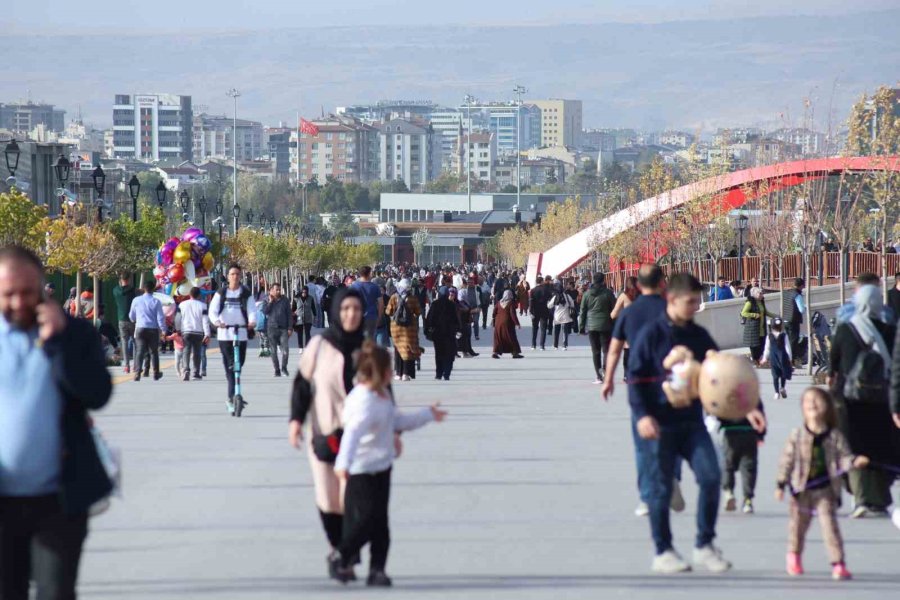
[2,10,898,132]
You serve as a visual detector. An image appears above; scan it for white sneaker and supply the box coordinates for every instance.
[692,544,732,573]
[652,549,692,574]
[724,490,736,512]
[634,502,649,517]
[670,480,686,512]
[393,375,401,381]
[592,378,603,385]
[773,391,781,401]
[401,375,411,381]
[892,508,900,531]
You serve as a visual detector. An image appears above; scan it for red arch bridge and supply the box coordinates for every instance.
[526,156,900,285]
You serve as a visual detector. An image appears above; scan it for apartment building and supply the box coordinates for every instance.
[290,115,379,184]
[377,118,441,191]
[529,99,582,148]
[0,102,66,134]
[192,114,263,162]
[112,93,193,161]
[452,131,497,183]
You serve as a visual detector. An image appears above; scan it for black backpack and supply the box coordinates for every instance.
[842,324,889,403]
[392,293,411,326]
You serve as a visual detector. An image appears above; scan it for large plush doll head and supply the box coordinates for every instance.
[662,347,759,420]
[697,350,760,420]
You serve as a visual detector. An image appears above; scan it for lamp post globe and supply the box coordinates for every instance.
[179,189,189,213]
[215,198,223,216]
[90,165,106,197]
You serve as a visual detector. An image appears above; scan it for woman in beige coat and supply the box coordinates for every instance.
[289,288,366,572]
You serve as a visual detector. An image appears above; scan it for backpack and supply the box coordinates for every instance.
[842,325,889,403]
[215,286,256,339]
[392,293,412,326]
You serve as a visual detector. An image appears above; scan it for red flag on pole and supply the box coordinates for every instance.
[300,118,319,136]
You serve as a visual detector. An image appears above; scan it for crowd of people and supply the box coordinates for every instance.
[2,244,900,595]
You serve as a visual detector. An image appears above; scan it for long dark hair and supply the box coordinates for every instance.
[623,276,639,301]
[801,387,838,430]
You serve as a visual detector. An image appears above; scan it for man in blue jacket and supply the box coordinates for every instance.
[629,273,765,574]
[0,245,113,599]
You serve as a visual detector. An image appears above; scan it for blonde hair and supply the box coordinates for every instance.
[356,340,392,391]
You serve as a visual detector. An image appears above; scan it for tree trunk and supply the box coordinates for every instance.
[93,274,100,328]
[839,248,847,306]
[75,271,83,318]
[778,256,785,318]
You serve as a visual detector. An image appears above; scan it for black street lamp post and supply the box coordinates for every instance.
[155,180,167,207]
[91,165,106,223]
[246,208,254,226]
[54,155,70,213]
[198,196,207,231]
[233,203,241,232]
[4,139,20,178]
[128,175,141,221]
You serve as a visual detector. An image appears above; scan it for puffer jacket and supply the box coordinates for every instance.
[548,290,574,325]
[579,283,616,333]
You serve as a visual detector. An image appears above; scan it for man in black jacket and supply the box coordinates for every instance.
[529,275,553,350]
[0,245,113,599]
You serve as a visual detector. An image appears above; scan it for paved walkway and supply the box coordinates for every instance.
[80,323,900,599]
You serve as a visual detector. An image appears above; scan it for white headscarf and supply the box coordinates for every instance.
[500,289,515,309]
[850,285,891,375]
[396,278,410,295]
[750,287,762,300]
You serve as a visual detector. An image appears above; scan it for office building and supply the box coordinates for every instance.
[529,99,583,148]
[193,114,263,162]
[377,118,441,191]
[460,103,541,156]
[0,102,66,134]
[112,93,193,161]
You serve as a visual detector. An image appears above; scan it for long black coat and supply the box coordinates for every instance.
[45,316,114,514]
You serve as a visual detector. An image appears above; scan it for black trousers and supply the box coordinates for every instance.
[295,323,313,349]
[587,330,612,378]
[339,469,392,572]
[480,305,490,328]
[0,495,88,600]
[433,339,455,380]
[553,323,572,348]
[787,322,801,362]
[394,348,416,379]
[218,341,247,399]
[722,430,759,499]
[134,327,160,374]
[182,332,204,376]
[531,315,550,348]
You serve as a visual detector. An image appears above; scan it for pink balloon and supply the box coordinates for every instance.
[182,228,203,242]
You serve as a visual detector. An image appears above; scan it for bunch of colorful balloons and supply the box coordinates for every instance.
[153,227,215,297]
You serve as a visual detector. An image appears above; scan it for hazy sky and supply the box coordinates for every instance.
[5,0,898,32]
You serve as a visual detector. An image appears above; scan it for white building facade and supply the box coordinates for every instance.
[112,93,193,161]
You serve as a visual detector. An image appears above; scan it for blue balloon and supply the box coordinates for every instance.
[194,235,212,253]
[164,283,173,296]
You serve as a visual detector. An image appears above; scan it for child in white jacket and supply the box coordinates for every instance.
[331,341,447,587]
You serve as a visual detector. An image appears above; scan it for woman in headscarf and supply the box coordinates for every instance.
[828,285,897,517]
[516,275,531,316]
[385,278,422,381]
[741,287,776,365]
[492,290,523,359]
[289,288,366,575]
[425,286,460,380]
[292,285,317,351]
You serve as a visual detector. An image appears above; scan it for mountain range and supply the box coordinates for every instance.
[2,9,899,133]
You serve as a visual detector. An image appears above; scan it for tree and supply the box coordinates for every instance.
[328,212,359,238]
[411,227,431,262]
[0,188,49,252]
[344,182,371,211]
[107,204,167,274]
[320,176,348,212]
[425,172,463,193]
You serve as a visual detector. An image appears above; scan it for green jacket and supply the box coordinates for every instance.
[579,283,616,333]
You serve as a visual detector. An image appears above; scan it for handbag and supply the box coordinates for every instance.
[304,340,344,463]
[88,424,121,516]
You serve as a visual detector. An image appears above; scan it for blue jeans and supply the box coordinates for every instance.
[631,415,682,503]
[375,325,392,348]
[644,421,721,555]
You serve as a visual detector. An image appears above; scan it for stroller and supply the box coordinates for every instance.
[810,311,832,383]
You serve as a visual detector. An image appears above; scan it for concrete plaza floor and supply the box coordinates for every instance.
[79,323,900,599]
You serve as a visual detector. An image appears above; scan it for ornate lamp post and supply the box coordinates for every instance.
[198,196,207,231]
[128,175,141,221]
[54,155,71,213]
[91,165,106,223]
[155,180,168,207]
[4,139,20,179]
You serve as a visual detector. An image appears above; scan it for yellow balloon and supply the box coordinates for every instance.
[202,252,214,271]
[173,242,192,264]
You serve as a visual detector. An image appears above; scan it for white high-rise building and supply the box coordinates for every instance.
[192,114,263,162]
[377,118,441,191]
[112,93,193,161]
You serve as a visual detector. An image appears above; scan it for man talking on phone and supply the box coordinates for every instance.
[0,245,113,599]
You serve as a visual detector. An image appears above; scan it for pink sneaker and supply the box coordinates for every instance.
[786,552,804,576]
[831,562,852,580]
